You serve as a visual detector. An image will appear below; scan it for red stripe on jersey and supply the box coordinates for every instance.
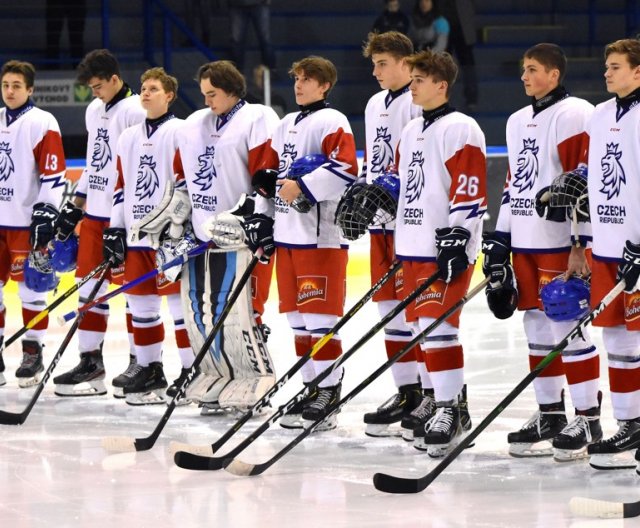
[78,310,108,333]
[114,156,125,193]
[609,365,640,393]
[133,322,165,346]
[174,328,190,349]
[564,354,599,386]
[22,308,47,330]
[529,353,565,377]
[424,345,464,372]
[295,333,311,358]
[557,131,589,172]
[257,139,280,171]
[34,129,66,176]
[248,140,275,176]
[310,335,342,361]
[321,128,358,177]
[385,340,418,363]
[445,144,487,207]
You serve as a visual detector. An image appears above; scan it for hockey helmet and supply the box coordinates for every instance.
[24,250,59,293]
[540,275,590,322]
[287,153,328,180]
[50,234,79,273]
[359,165,401,225]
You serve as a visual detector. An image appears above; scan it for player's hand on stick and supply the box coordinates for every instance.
[243,213,275,263]
[53,201,83,241]
[617,240,640,293]
[103,228,127,266]
[435,226,470,283]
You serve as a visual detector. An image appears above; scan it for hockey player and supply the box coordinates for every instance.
[0,60,66,387]
[137,61,279,413]
[248,56,358,430]
[579,38,640,470]
[357,31,426,438]
[52,49,146,396]
[394,49,486,456]
[484,43,601,461]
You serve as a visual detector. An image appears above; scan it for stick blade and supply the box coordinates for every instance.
[569,497,626,519]
[168,441,214,458]
[173,450,226,471]
[102,436,137,453]
[372,472,426,494]
[224,458,255,476]
[0,411,25,425]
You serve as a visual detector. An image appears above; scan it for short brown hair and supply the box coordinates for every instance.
[1,60,35,88]
[77,49,121,84]
[289,56,338,98]
[523,43,567,82]
[363,31,414,59]
[140,67,179,104]
[197,60,246,98]
[406,49,458,96]
[605,38,640,68]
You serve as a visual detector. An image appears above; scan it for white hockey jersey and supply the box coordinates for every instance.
[587,97,640,261]
[175,102,280,242]
[395,108,487,262]
[0,103,66,229]
[75,88,146,221]
[255,105,358,248]
[496,96,593,252]
[111,114,184,249]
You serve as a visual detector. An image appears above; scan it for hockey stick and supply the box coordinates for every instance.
[174,267,444,471]
[101,254,260,452]
[57,241,210,325]
[0,258,112,355]
[0,259,114,425]
[373,279,626,494]
[224,277,489,477]
[170,260,402,460]
[569,496,640,519]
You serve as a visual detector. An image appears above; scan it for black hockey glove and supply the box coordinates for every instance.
[252,169,279,199]
[534,187,566,222]
[481,231,512,287]
[617,240,640,293]
[435,226,470,283]
[486,265,518,320]
[102,227,127,266]
[54,200,84,241]
[243,213,275,262]
[30,202,59,250]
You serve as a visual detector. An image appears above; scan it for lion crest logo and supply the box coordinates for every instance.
[91,128,112,171]
[278,143,297,177]
[135,155,160,200]
[0,142,15,182]
[512,138,539,193]
[600,142,626,200]
[194,146,217,191]
[406,151,425,204]
[371,127,394,175]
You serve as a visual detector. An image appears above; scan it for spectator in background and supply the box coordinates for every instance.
[45,0,87,68]
[408,0,449,52]
[229,0,276,72]
[372,0,410,35]
[438,0,479,113]
[245,64,287,117]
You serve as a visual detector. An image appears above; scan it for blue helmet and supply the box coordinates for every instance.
[287,153,328,180]
[371,165,401,204]
[24,251,59,293]
[540,275,590,322]
[50,234,79,273]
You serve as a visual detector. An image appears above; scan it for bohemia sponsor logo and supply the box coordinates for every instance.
[536,271,556,299]
[415,278,446,308]
[625,292,640,321]
[0,142,15,201]
[11,255,26,274]
[297,275,327,305]
[403,151,425,225]
[191,146,218,210]
[394,267,404,293]
[510,138,539,217]
[598,143,627,225]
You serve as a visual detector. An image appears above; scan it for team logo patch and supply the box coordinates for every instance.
[296,275,327,305]
[91,128,112,171]
[512,138,539,194]
[537,269,560,300]
[406,151,425,204]
[415,278,446,309]
[394,267,404,293]
[279,143,297,177]
[600,142,626,200]
[135,155,160,200]
[194,146,217,191]
[0,142,15,182]
[625,292,640,322]
[371,127,394,175]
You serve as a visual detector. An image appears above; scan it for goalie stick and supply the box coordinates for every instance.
[569,496,640,519]
[170,260,402,462]
[0,259,113,425]
[173,267,443,471]
[57,241,210,325]
[372,279,626,494]
[0,258,112,355]
[101,254,260,452]
[224,277,490,477]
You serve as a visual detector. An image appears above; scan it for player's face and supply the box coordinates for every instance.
[1,73,33,110]
[520,58,559,99]
[200,78,238,115]
[372,53,407,91]
[604,52,640,97]
[141,78,172,118]
[410,69,447,110]
[87,75,121,103]
[293,72,329,106]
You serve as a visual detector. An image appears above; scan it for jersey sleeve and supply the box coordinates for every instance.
[247,107,279,175]
[494,169,512,237]
[173,147,187,191]
[110,155,125,229]
[34,126,66,208]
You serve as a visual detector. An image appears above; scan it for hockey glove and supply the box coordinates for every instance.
[534,187,566,222]
[481,231,512,287]
[252,168,279,199]
[243,213,275,262]
[53,201,84,241]
[103,227,127,266]
[201,193,254,248]
[617,240,640,293]
[30,202,59,250]
[435,226,470,283]
[486,266,518,320]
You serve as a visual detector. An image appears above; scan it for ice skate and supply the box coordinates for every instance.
[165,366,197,406]
[364,383,422,438]
[301,382,342,432]
[401,388,436,441]
[111,354,139,399]
[553,396,602,462]
[588,418,640,470]
[123,362,168,405]
[15,340,44,388]
[280,383,319,429]
[53,350,107,396]
[507,399,567,457]
[413,385,471,450]
[414,404,463,457]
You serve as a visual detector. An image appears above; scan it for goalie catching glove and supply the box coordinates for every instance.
[201,193,255,249]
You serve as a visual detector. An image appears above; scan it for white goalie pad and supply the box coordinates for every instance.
[129,180,192,248]
[181,247,275,411]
